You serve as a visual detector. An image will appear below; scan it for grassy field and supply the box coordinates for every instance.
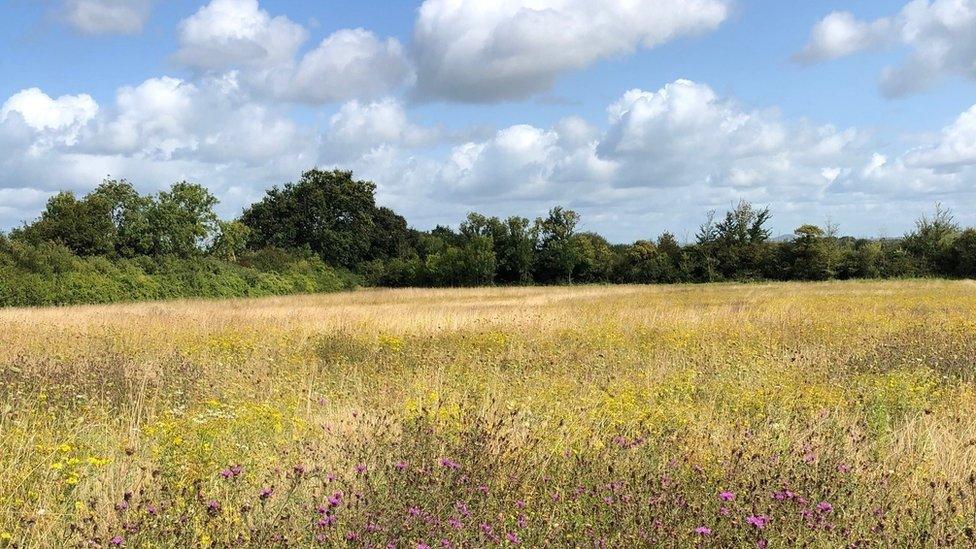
[2,281,976,547]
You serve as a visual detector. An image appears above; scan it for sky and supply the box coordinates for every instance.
[1,0,975,242]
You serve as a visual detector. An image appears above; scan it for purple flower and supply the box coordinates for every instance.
[115,501,129,512]
[456,501,470,517]
[803,452,818,464]
[837,463,851,473]
[328,492,343,507]
[317,515,336,528]
[109,536,124,546]
[417,544,431,549]
[355,464,367,475]
[408,506,422,517]
[259,487,274,500]
[395,461,409,471]
[506,532,521,544]
[516,500,526,509]
[719,491,735,502]
[345,531,358,541]
[746,515,769,529]
[448,518,462,529]
[146,505,158,516]
[817,501,834,514]
[757,539,768,549]
[719,506,731,516]
[206,500,220,515]
[695,526,712,535]
[439,458,461,470]
[220,464,243,479]
[477,485,489,495]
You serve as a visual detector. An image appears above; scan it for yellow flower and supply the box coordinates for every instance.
[0,532,11,541]
[50,462,64,471]
[58,443,72,453]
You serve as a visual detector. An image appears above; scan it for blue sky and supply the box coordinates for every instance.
[1,0,975,241]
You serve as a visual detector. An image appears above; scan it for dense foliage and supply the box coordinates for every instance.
[1,169,974,306]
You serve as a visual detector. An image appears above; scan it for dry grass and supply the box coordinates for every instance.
[2,280,976,547]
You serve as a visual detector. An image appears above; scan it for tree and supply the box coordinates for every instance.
[902,204,959,276]
[534,207,583,284]
[790,224,831,280]
[696,201,772,280]
[241,170,379,268]
[210,221,251,261]
[13,191,116,256]
[951,229,976,278]
[146,182,219,257]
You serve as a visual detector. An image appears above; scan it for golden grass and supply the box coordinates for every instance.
[2,280,976,547]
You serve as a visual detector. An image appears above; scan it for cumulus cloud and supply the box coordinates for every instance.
[287,29,413,104]
[798,0,976,97]
[905,105,976,171]
[174,0,308,71]
[794,11,892,63]
[1,88,98,146]
[323,98,438,161]
[173,0,411,104]
[413,0,730,102]
[61,0,154,35]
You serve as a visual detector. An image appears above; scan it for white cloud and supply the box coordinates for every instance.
[323,98,438,161]
[412,0,730,102]
[173,1,410,104]
[1,88,98,148]
[905,104,976,171]
[287,29,413,104]
[174,0,308,71]
[798,0,976,97]
[61,0,154,35]
[795,11,892,63]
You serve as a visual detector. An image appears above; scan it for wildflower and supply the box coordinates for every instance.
[395,461,409,471]
[418,544,431,549]
[408,506,422,517]
[746,515,769,529]
[837,463,851,473]
[719,491,735,502]
[695,526,712,535]
[757,539,768,549]
[292,465,306,477]
[345,532,358,541]
[147,505,158,516]
[456,502,470,517]
[206,500,220,515]
[328,492,343,507]
[0,533,11,542]
[355,464,367,475]
[448,518,462,529]
[477,485,489,495]
[506,532,521,544]
[109,536,124,546]
[115,501,129,512]
[719,506,731,516]
[317,515,336,528]
[366,523,381,533]
[220,465,243,479]
[259,487,274,500]
[817,501,834,514]
[439,458,460,470]
[516,500,526,509]
[803,452,818,464]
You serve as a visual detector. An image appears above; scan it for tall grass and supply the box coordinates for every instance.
[1,281,975,546]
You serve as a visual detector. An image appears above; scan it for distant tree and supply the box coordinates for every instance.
[902,204,959,275]
[369,206,411,261]
[697,201,772,280]
[13,191,116,256]
[210,221,251,261]
[534,207,583,284]
[146,182,219,257]
[241,170,378,268]
[951,229,976,278]
[89,179,153,258]
[790,224,831,280]
[574,232,614,283]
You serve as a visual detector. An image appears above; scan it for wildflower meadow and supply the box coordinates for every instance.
[1,280,976,547]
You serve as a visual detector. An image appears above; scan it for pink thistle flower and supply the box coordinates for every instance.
[355,464,367,475]
[477,485,489,495]
[109,536,124,546]
[719,491,735,502]
[695,526,712,536]
[395,461,409,471]
[448,518,462,529]
[837,463,851,473]
[408,506,422,517]
[817,501,834,514]
[439,458,461,470]
[506,532,521,544]
[719,506,731,516]
[746,515,769,529]
[259,487,274,500]
[516,500,526,509]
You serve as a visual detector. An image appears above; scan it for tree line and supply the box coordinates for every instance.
[2,169,975,305]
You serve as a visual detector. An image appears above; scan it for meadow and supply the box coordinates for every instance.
[1,280,976,547]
